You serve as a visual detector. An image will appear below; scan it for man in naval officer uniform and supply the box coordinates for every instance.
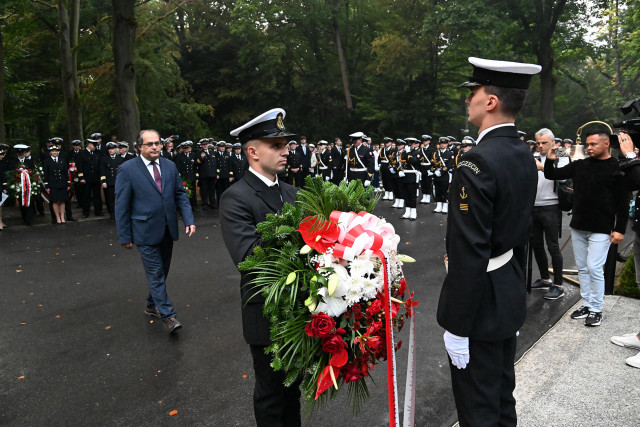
[100,141,123,219]
[379,137,395,200]
[220,108,301,426]
[418,135,435,204]
[345,132,373,186]
[437,57,540,426]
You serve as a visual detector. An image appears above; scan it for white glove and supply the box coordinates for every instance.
[325,176,330,181]
[435,170,441,177]
[389,168,396,174]
[398,171,405,178]
[363,180,370,187]
[443,331,469,369]
[427,171,434,177]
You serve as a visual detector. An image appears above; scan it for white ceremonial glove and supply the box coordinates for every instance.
[390,168,396,174]
[398,171,405,178]
[364,180,371,187]
[443,331,469,369]
[427,171,434,177]
[325,176,330,181]
[516,330,520,337]
[435,170,441,177]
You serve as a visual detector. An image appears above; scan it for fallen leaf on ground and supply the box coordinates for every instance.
[56,315,61,318]
[158,400,163,404]
[38,304,43,307]
[16,270,22,273]
[18,376,25,380]
[169,410,178,416]
[28,293,34,295]
[242,374,247,378]
[104,326,112,330]
[20,323,27,326]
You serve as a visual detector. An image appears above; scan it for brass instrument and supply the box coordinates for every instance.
[571,120,614,161]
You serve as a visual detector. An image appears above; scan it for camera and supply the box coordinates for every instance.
[611,97,640,149]
[171,135,179,140]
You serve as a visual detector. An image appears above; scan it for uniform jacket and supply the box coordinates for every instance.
[432,149,454,181]
[175,151,198,181]
[77,149,102,183]
[230,153,248,180]
[219,171,297,345]
[331,146,345,170]
[100,155,123,186]
[437,126,537,340]
[347,144,374,173]
[43,156,70,189]
[197,149,219,179]
[216,150,232,179]
[115,156,194,246]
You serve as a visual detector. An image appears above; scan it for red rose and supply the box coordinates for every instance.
[366,299,382,317]
[304,313,336,338]
[322,332,347,354]
[341,361,363,383]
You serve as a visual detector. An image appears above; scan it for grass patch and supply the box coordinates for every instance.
[615,253,640,299]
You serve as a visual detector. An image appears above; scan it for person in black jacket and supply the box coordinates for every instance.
[295,136,312,188]
[418,135,435,204]
[379,137,395,200]
[196,139,219,209]
[400,138,422,220]
[345,132,374,186]
[437,57,540,426]
[43,145,70,224]
[230,142,248,183]
[432,137,454,214]
[286,140,303,187]
[100,142,123,219]
[0,148,9,230]
[77,139,103,217]
[175,141,198,210]
[12,144,38,225]
[118,142,136,162]
[545,129,629,327]
[215,140,232,200]
[220,108,300,427]
[330,138,345,184]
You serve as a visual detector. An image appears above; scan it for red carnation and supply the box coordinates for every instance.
[305,313,336,338]
[366,299,382,318]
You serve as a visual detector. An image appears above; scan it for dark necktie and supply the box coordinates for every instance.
[270,183,282,203]
[151,162,162,192]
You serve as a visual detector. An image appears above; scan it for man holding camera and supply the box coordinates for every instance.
[544,129,629,327]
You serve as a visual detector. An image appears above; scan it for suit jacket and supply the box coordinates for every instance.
[115,156,195,246]
[296,145,312,169]
[219,171,298,345]
[437,126,537,340]
[331,146,345,170]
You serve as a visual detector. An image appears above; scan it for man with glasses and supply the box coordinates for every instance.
[115,130,196,334]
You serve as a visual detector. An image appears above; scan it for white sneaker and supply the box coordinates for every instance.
[442,203,449,214]
[401,208,411,219]
[626,352,640,368]
[384,191,390,200]
[611,333,640,350]
[409,208,417,221]
[420,195,428,204]
[433,202,442,213]
[425,195,430,204]
[389,192,394,200]
[391,199,399,208]
[398,199,405,208]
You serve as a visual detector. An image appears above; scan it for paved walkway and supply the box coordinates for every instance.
[515,295,640,427]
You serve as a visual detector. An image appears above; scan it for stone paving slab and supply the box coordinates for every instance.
[515,295,640,427]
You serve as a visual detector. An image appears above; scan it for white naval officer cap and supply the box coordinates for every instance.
[230,108,297,145]
[349,132,366,140]
[460,57,542,90]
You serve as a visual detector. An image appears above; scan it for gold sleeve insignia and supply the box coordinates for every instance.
[457,160,480,175]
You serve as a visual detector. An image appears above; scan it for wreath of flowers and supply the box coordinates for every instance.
[238,177,417,415]
[4,166,43,200]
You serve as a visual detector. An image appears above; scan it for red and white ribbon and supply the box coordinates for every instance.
[329,211,398,261]
[20,168,31,207]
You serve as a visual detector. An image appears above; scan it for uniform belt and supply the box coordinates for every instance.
[486,249,513,272]
[403,170,418,173]
[350,168,367,172]
[420,162,430,166]
[318,166,328,170]
[381,160,389,163]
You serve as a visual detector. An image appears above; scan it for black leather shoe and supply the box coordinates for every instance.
[166,318,182,334]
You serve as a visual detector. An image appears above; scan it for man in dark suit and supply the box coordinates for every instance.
[115,129,196,334]
[330,138,345,184]
[196,138,219,209]
[77,139,103,217]
[437,57,541,426]
[295,136,312,188]
[220,108,300,427]
[100,142,123,219]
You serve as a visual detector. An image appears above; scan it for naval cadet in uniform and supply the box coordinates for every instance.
[77,138,103,217]
[419,135,435,204]
[345,132,373,186]
[43,144,70,224]
[315,140,332,181]
[100,142,123,219]
[220,108,301,427]
[432,137,454,214]
[437,57,541,426]
[400,137,422,220]
[390,138,406,210]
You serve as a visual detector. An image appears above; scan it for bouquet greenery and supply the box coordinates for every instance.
[238,176,417,415]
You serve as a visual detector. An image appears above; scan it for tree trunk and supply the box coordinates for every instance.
[331,2,353,110]
[0,25,5,146]
[57,0,83,145]
[537,40,556,125]
[112,0,140,142]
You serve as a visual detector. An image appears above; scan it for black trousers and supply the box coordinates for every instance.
[402,178,419,208]
[420,169,433,195]
[450,336,517,427]
[249,345,301,427]
[216,179,230,204]
[349,170,368,186]
[380,164,393,191]
[332,167,344,185]
[104,185,116,217]
[20,203,34,225]
[434,179,449,203]
[532,205,563,284]
[200,177,217,207]
[81,182,102,215]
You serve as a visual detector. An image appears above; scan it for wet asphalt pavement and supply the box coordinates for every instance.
[0,200,579,426]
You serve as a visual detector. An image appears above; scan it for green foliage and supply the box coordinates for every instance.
[616,253,640,299]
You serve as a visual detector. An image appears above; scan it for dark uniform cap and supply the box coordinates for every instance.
[447,136,456,142]
[453,141,462,146]
[118,141,129,148]
[0,143,9,149]
[199,138,209,144]
[71,140,82,146]
[554,138,562,144]
[396,138,406,145]
[421,135,432,141]
[230,108,297,145]
[383,137,393,142]
[526,139,536,145]
[90,133,102,139]
[438,137,449,144]
[106,142,118,149]
[233,142,241,148]
[459,57,542,90]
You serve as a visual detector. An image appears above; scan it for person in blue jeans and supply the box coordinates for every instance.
[544,129,629,326]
